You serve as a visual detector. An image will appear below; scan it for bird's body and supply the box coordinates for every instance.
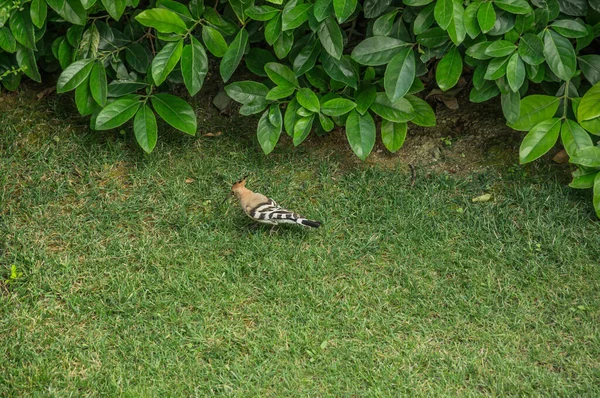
[229,177,321,228]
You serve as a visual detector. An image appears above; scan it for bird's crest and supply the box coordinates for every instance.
[231,175,248,189]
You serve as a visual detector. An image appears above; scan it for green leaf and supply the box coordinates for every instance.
[293,37,321,76]
[265,14,282,45]
[577,81,600,122]
[284,98,301,137]
[508,95,560,131]
[518,33,544,65]
[257,107,282,154]
[151,93,197,135]
[381,120,407,153]
[96,97,141,130]
[469,80,500,103]
[265,62,299,88]
[519,118,561,163]
[46,0,87,25]
[181,36,208,96]
[484,55,510,80]
[506,53,525,92]
[151,39,183,86]
[466,41,492,60]
[321,98,356,116]
[225,81,269,104]
[134,105,158,153]
[477,2,495,33]
[57,58,95,93]
[464,1,481,39]
[416,27,449,48]
[135,8,187,34]
[561,119,593,157]
[266,86,296,101]
[579,55,600,86]
[384,47,415,102]
[314,0,334,21]
[434,0,453,30]
[543,29,576,81]
[296,88,320,113]
[571,146,600,168]
[436,46,462,91]
[293,114,315,146]
[405,95,436,127]
[371,93,414,123]
[321,54,358,89]
[355,85,376,115]
[317,17,343,60]
[319,113,334,132]
[245,5,280,21]
[0,28,17,53]
[414,3,436,36]
[494,0,531,15]
[569,168,598,189]
[551,19,588,38]
[89,61,107,107]
[373,10,398,36]
[446,0,466,46]
[101,0,126,21]
[501,89,520,124]
[15,44,41,82]
[351,36,408,66]
[202,26,227,57]
[9,8,36,50]
[220,28,248,83]
[333,0,357,23]
[30,0,47,29]
[74,76,97,116]
[346,110,375,160]
[484,40,516,57]
[282,2,312,31]
[274,31,294,59]
[125,43,152,73]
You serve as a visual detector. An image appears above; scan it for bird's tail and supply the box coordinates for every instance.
[296,218,321,228]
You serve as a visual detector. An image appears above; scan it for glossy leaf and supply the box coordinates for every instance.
[96,97,141,130]
[151,93,197,135]
[579,55,600,86]
[57,58,95,93]
[225,81,269,104]
[134,105,158,153]
[434,0,453,30]
[381,120,407,153]
[551,19,588,38]
[296,88,320,113]
[508,94,560,131]
[257,107,282,154]
[282,2,312,31]
[384,47,415,102]
[351,36,408,66]
[321,98,356,116]
[577,81,600,122]
[355,85,377,115]
[519,118,561,163]
[494,0,532,15]
[321,54,358,89]
[266,86,296,101]
[265,62,299,88]
[333,0,357,22]
[10,9,36,50]
[245,5,280,21]
[484,40,516,57]
[15,44,41,82]
[46,0,87,25]
[202,26,227,57]
[405,95,436,127]
[506,53,525,92]
[181,36,208,96]
[101,0,126,21]
[135,8,187,34]
[571,146,600,168]
[30,0,47,29]
[561,119,593,157]
[220,28,248,83]
[370,93,415,123]
[346,110,375,160]
[518,33,544,65]
[436,46,462,91]
[89,61,107,107]
[317,17,343,59]
[477,2,496,33]
[543,29,576,81]
[151,39,183,86]
[293,114,315,146]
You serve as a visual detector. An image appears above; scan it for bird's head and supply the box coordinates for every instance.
[223,175,248,203]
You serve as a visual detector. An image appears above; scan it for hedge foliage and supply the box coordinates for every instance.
[0,0,599,216]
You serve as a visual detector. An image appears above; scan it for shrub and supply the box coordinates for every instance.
[0,0,599,216]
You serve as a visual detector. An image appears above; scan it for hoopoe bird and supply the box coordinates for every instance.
[226,176,321,229]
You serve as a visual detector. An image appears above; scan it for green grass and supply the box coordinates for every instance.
[1,91,600,396]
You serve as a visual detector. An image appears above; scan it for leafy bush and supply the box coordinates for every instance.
[0,0,599,216]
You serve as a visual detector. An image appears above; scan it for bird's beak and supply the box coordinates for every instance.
[222,191,233,204]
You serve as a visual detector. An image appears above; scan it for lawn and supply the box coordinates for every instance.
[1,89,600,396]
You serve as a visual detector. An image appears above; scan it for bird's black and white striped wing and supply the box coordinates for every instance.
[249,199,321,228]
